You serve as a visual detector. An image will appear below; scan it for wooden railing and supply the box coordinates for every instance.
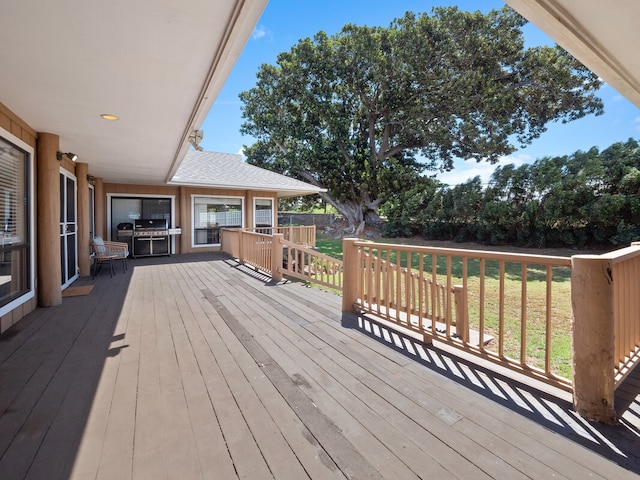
[343,240,573,392]
[222,226,316,261]
[252,225,316,247]
[238,230,274,276]
[222,227,340,289]
[223,229,640,423]
[570,247,640,423]
[611,246,640,384]
[220,228,241,258]
[280,238,343,291]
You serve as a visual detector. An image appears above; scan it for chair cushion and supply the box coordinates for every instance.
[93,236,107,255]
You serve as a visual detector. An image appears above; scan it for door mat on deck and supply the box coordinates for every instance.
[62,285,94,297]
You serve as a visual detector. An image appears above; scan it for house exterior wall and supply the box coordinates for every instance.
[103,184,279,254]
[0,102,37,333]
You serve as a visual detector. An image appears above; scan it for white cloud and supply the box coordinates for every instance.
[252,25,268,40]
[437,154,532,187]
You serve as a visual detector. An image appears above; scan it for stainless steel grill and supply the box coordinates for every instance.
[132,219,169,258]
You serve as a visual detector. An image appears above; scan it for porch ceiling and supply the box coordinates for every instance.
[0,0,267,184]
[505,0,640,108]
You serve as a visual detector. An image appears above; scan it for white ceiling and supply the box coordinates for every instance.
[505,0,640,108]
[0,0,267,184]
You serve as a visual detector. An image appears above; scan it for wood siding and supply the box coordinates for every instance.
[0,101,37,148]
[0,102,37,331]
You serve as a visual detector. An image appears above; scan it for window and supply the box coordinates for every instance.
[254,198,274,228]
[192,196,243,246]
[0,133,32,313]
[110,196,172,240]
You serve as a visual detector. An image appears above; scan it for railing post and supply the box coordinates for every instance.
[342,238,360,313]
[272,234,283,282]
[311,225,316,247]
[453,285,469,343]
[571,255,616,423]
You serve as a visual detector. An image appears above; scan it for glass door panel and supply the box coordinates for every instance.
[60,170,78,289]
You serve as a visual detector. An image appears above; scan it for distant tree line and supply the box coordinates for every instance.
[381,139,640,248]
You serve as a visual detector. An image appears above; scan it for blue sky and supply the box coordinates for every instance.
[200,0,640,186]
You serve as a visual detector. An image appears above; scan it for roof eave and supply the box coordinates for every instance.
[166,180,325,198]
[164,1,268,183]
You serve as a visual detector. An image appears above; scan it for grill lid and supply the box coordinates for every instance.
[134,219,168,230]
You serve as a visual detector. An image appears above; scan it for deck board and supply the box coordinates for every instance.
[228,281,548,479]
[0,252,638,479]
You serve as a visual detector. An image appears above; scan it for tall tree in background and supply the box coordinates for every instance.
[240,6,603,234]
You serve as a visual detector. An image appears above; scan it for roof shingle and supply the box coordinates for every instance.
[169,150,323,198]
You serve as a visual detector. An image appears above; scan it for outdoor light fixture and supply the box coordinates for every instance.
[56,151,78,162]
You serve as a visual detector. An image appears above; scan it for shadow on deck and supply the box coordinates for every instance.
[346,313,640,473]
[0,252,638,479]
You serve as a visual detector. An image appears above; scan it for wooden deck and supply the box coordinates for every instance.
[0,252,638,479]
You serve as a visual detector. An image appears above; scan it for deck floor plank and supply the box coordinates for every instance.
[158,263,238,480]
[217,279,501,478]
[174,260,345,480]
[309,314,623,480]
[221,276,527,480]
[300,320,581,479]
[0,252,638,480]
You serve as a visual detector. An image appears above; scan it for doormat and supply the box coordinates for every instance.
[62,285,94,297]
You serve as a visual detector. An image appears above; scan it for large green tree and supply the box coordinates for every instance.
[239,6,603,234]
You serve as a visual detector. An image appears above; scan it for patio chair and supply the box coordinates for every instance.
[91,236,129,278]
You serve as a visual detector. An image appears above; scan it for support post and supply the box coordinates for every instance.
[571,255,616,423]
[76,162,90,277]
[36,133,62,307]
[271,234,284,282]
[178,186,189,254]
[342,238,360,313]
[94,177,105,238]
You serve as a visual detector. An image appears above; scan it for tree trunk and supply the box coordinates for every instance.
[318,192,379,236]
[335,200,364,233]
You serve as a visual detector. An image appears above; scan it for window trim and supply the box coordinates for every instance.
[191,194,244,248]
[0,127,35,317]
[253,196,275,228]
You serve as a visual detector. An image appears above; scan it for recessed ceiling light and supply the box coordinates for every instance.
[100,114,119,121]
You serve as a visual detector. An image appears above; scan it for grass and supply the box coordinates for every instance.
[315,237,344,260]
[315,233,574,379]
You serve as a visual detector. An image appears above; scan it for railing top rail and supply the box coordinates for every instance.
[353,240,572,267]
[243,230,273,239]
[573,243,640,264]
